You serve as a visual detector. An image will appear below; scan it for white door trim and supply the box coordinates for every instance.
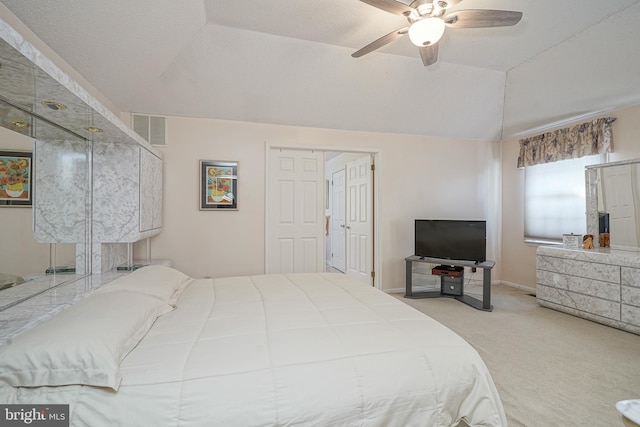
[265,142,382,289]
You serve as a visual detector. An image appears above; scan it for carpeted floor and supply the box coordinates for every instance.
[391,283,640,427]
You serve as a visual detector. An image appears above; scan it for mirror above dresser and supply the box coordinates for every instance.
[586,159,640,251]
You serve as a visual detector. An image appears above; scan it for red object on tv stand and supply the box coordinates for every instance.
[431,265,464,277]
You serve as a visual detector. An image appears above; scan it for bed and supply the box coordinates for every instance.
[0,266,507,426]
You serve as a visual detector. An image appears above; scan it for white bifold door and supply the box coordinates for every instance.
[345,155,372,283]
[267,149,325,273]
[329,155,373,283]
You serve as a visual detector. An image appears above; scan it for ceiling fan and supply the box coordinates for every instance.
[352,0,523,66]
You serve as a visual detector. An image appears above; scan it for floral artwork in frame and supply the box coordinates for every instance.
[0,150,32,207]
[200,160,238,210]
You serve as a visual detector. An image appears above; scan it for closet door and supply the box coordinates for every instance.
[345,155,373,283]
[267,148,324,273]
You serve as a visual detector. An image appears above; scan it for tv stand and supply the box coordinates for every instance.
[404,255,495,311]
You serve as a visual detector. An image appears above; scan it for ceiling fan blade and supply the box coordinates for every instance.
[418,44,439,67]
[358,0,414,16]
[352,27,409,58]
[444,9,523,28]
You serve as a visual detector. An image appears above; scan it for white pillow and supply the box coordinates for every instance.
[95,265,193,307]
[0,290,173,391]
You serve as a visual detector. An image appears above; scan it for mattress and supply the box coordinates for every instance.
[0,271,507,426]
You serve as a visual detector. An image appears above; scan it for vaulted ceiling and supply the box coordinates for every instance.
[2,0,640,140]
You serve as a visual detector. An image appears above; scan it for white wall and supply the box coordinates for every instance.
[135,116,502,291]
[500,103,640,290]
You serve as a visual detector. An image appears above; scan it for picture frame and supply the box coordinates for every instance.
[199,160,238,210]
[0,150,33,207]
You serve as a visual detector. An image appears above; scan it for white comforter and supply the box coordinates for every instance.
[2,273,506,426]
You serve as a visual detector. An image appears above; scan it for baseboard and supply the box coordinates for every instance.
[499,280,536,295]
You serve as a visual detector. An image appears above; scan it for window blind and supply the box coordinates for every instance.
[524,155,603,243]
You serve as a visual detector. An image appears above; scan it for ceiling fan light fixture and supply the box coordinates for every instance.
[408,17,445,47]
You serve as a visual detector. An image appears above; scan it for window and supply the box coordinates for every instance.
[524,154,603,243]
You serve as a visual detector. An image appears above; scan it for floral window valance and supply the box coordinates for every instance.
[517,117,616,168]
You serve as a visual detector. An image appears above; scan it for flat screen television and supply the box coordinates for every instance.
[414,219,486,263]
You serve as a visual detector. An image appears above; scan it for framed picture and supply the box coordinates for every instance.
[0,150,32,207]
[200,160,238,210]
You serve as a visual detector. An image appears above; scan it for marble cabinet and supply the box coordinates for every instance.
[140,147,162,233]
[93,143,162,242]
[536,245,640,335]
[90,142,162,273]
[33,139,90,244]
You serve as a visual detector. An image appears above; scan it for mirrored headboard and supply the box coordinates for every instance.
[0,21,93,307]
[586,159,640,251]
[0,16,161,310]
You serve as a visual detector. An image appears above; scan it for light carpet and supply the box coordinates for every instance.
[392,284,640,427]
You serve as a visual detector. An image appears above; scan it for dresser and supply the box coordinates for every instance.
[536,245,640,335]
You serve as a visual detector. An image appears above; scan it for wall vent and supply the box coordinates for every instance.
[132,113,167,146]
